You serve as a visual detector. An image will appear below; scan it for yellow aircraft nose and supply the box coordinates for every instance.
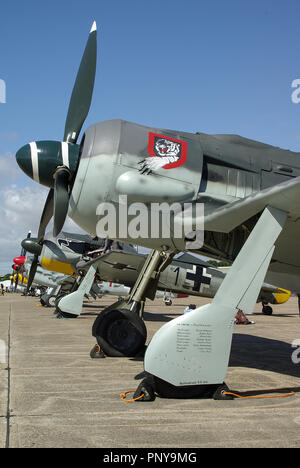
[274,288,292,305]
[41,257,75,275]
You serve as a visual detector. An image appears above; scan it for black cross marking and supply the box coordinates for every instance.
[186,266,211,292]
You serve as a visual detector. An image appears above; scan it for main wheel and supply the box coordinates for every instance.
[262,305,273,315]
[94,309,147,357]
[47,295,56,307]
[40,294,49,306]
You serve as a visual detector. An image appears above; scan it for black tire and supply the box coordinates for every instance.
[262,305,273,315]
[55,293,66,308]
[40,294,49,306]
[153,375,222,399]
[47,295,56,307]
[94,309,147,357]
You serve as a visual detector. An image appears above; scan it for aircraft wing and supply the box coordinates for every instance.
[78,250,221,277]
[199,176,300,293]
[203,175,300,233]
[74,250,147,286]
[95,250,146,271]
[56,275,76,286]
[173,252,226,271]
[260,283,287,295]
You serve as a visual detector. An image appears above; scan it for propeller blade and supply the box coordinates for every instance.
[53,168,70,237]
[63,21,97,144]
[42,239,69,261]
[37,188,54,242]
[26,255,38,292]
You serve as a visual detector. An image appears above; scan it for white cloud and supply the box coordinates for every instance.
[0,184,47,272]
[0,183,86,274]
[0,184,48,230]
[0,152,20,185]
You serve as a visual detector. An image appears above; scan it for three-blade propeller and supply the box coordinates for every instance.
[16,21,97,290]
[16,21,97,241]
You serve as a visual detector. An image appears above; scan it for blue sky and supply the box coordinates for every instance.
[1,0,300,273]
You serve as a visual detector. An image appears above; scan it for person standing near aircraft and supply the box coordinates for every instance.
[235,309,255,325]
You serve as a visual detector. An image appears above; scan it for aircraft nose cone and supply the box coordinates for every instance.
[16,140,80,188]
[21,238,42,256]
[13,256,26,265]
[16,144,33,180]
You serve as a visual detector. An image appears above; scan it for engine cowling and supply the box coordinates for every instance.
[69,119,203,252]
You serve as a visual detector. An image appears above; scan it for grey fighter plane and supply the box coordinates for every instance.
[22,257,67,290]
[15,22,300,399]
[22,231,136,313]
[22,231,288,319]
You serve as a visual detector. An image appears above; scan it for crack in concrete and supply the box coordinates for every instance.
[5,304,11,448]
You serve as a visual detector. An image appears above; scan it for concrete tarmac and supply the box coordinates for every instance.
[0,293,299,448]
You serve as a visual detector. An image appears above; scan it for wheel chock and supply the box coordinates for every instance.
[212,383,235,400]
[132,377,156,402]
[90,344,106,359]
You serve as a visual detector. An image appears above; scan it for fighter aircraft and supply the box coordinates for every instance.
[24,258,67,289]
[10,230,67,296]
[21,231,289,319]
[21,230,211,314]
[15,22,300,399]
[22,230,135,312]
[10,230,32,291]
[9,261,55,294]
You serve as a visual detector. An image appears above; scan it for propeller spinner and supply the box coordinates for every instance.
[16,21,97,238]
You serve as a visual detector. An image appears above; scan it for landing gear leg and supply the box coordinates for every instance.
[91,249,176,357]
